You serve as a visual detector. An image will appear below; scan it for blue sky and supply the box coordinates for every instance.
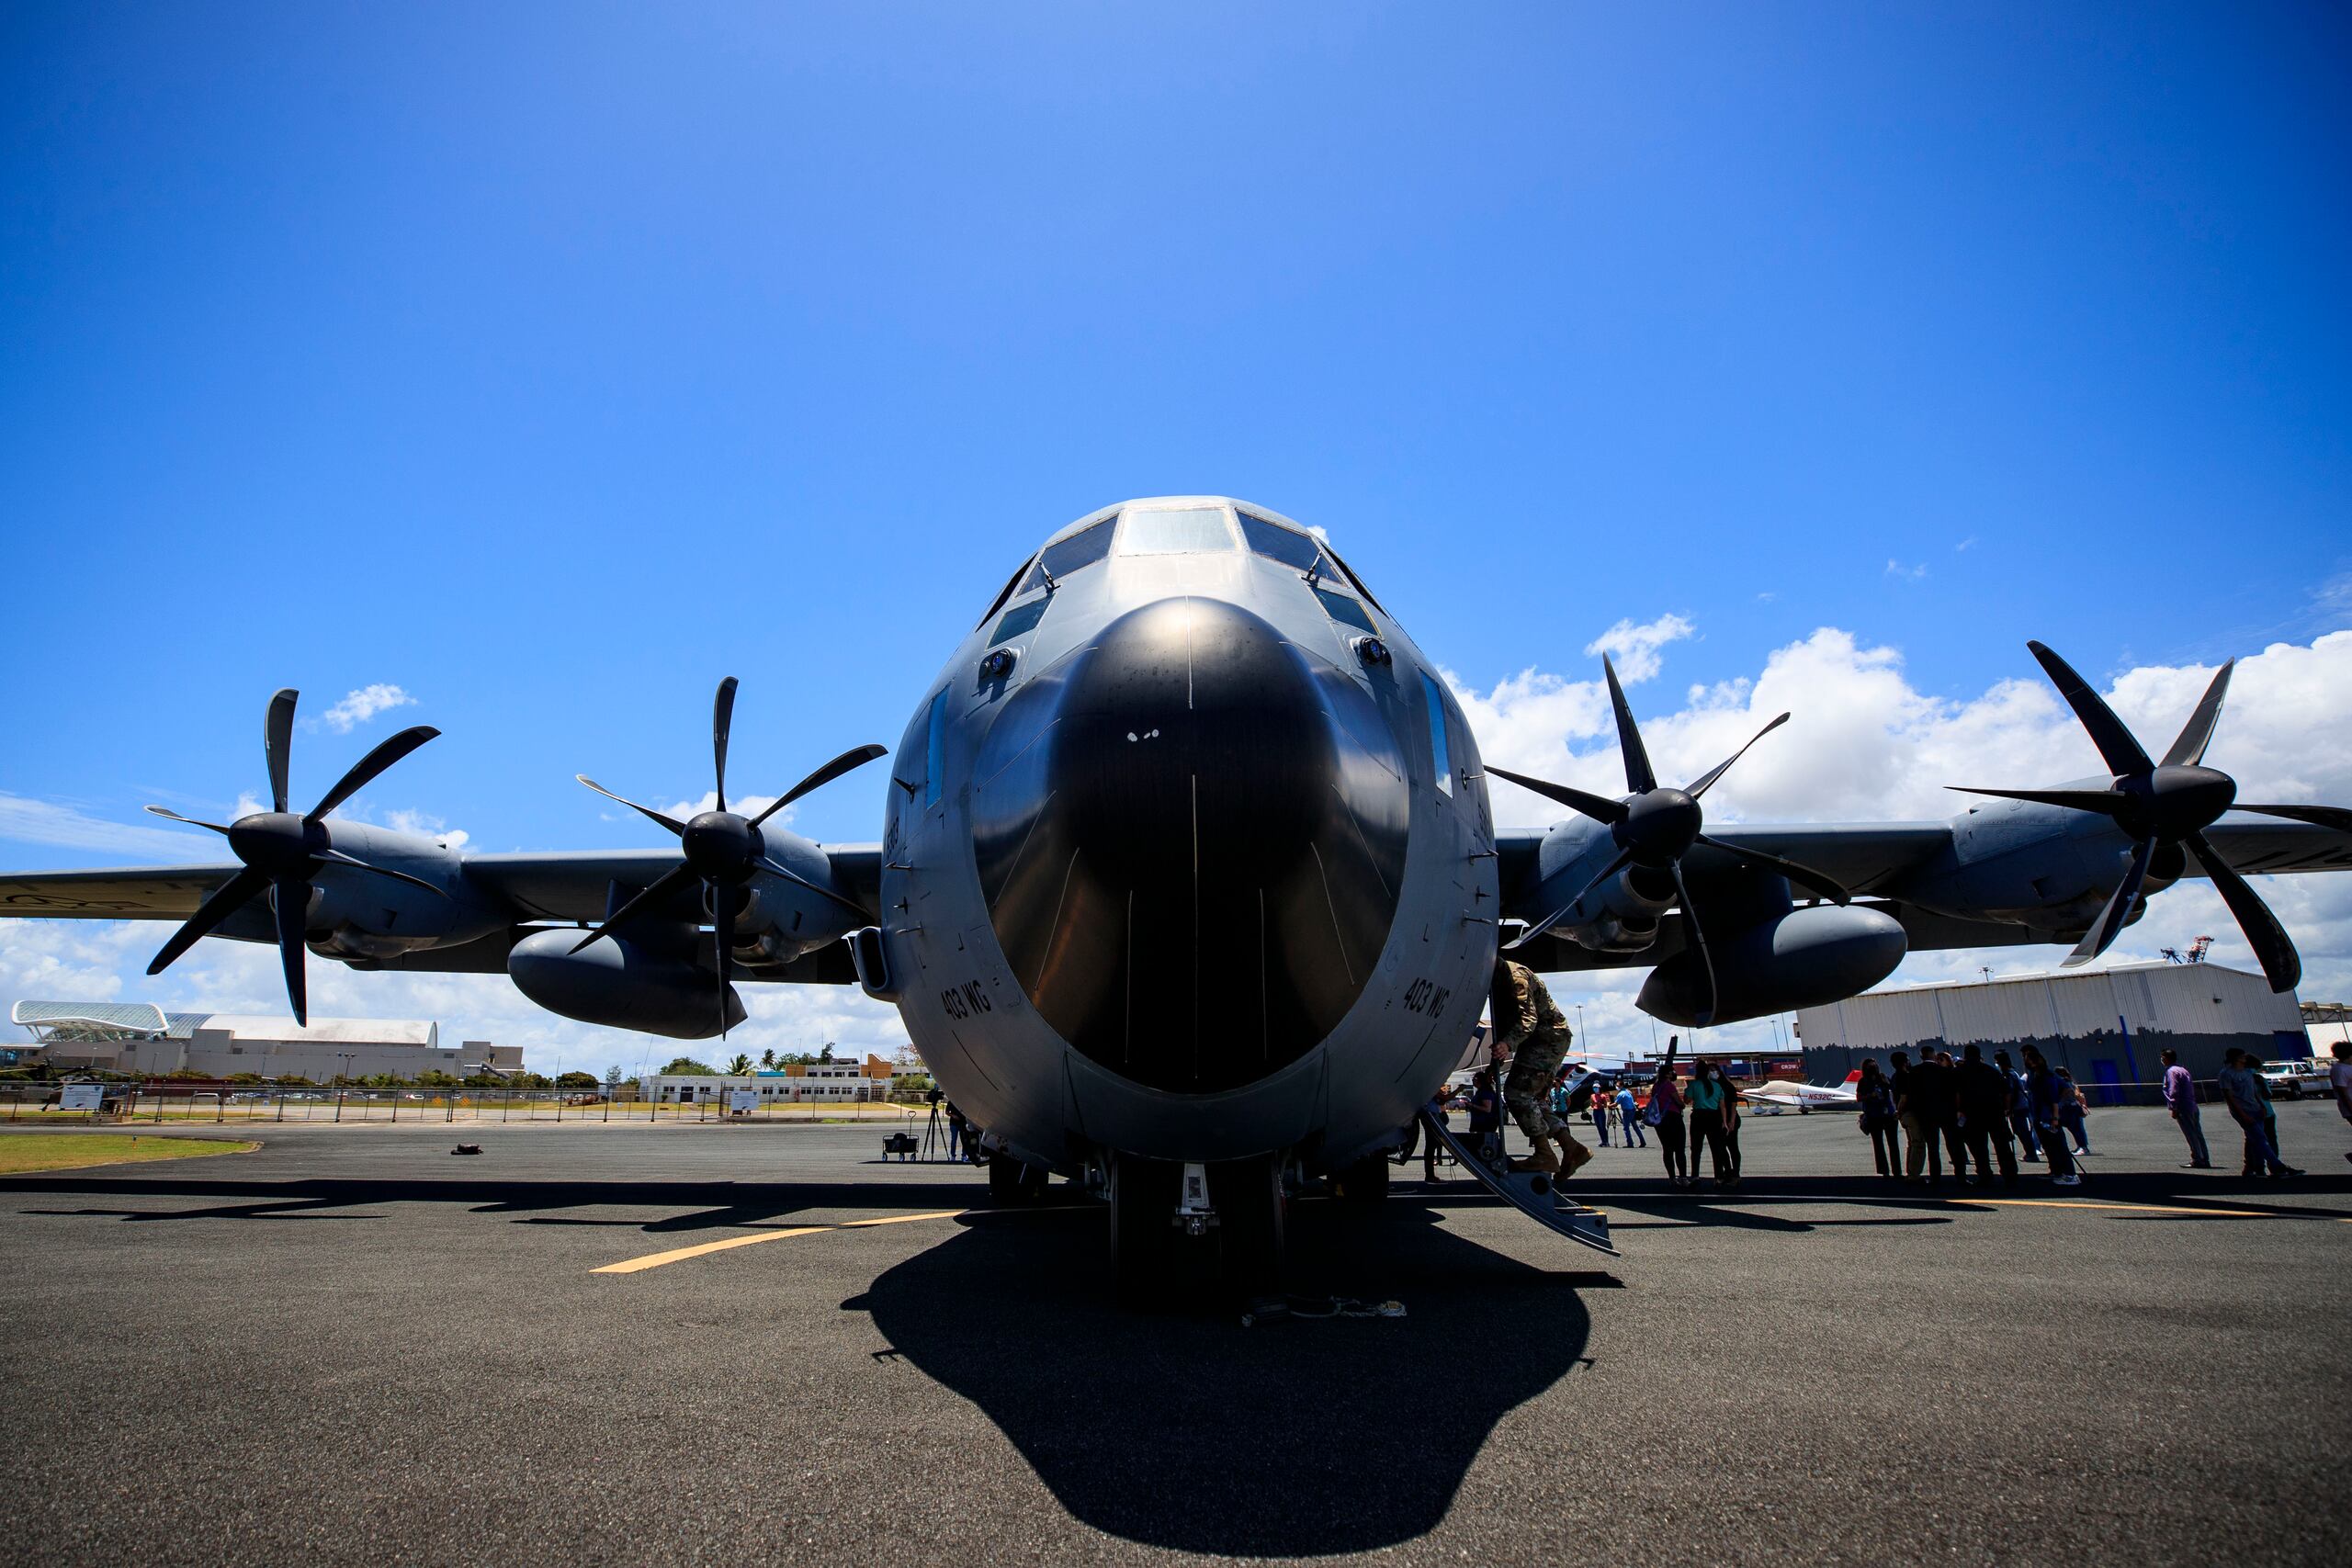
[4,5,2348,1062]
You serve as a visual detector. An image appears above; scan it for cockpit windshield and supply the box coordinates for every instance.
[1116,506,1238,556]
[1013,517,1116,599]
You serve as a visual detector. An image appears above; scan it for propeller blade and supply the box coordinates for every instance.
[307,725,442,822]
[2237,802,2352,834]
[712,676,739,814]
[1693,834,1850,905]
[2185,830,2302,993]
[1946,784,2128,817]
[758,857,875,919]
[570,863,699,953]
[576,776,687,836]
[748,743,891,828]
[2160,659,2234,768]
[1504,845,1634,951]
[272,876,311,1027]
[144,805,232,835]
[1600,655,1657,795]
[2026,641,2154,778]
[317,847,449,898]
[1685,712,1791,800]
[146,866,268,976]
[1671,862,1716,1029]
[266,689,298,813]
[2063,836,2154,967]
[1485,766,1627,826]
[714,889,736,1038]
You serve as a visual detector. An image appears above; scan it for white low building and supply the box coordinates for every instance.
[640,1056,901,1104]
[8,1000,522,1080]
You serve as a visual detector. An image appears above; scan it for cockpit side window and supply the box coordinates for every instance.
[1016,518,1115,597]
[1237,511,1328,575]
[1421,672,1454,796]
[1317,538,1385,615]
[1116,506,1238,556]
[923,689,948,809]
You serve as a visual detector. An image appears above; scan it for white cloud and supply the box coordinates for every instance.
[1453,626,2352,1052]
[316,684,416,734]
[1885,558,1928,581]
[1954,536,1979,553]
[659,791,792,829]
[0,921,144,1005]
[1581,613,1694,682]
[0,793,211,860]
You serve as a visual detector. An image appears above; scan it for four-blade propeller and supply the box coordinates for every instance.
[1951,640,2340,993]
[143,689,444,1026]
[570,676,886,1035]
[1488,655,1849,1028]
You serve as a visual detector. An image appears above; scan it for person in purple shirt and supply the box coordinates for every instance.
[2161,1048,2211,1168]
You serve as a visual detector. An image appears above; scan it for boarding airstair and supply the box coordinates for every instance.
[1419,1068,1616,1257]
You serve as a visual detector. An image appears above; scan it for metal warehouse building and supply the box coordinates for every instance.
[9,1000,522,1080]
[1793,962,2311,1095]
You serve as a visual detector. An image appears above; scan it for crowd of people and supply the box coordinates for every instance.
[1420,954,2352,1193]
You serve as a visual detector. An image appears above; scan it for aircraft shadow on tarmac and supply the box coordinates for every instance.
[842,1199,1602,1558]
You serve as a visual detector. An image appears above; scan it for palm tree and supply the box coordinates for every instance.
[726,1052,752,1077]
[760,1047,776,1070]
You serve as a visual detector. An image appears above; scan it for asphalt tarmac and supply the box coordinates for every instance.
[3,1102,2346,1567]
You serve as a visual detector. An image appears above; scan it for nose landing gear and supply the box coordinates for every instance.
[1109,1152,1286,1305]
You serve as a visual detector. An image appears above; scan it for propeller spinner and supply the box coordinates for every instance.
[571,676,886,1036]
[1951,641,2348,992]
[143,689,444,1025]
[1489,655,1849,1028]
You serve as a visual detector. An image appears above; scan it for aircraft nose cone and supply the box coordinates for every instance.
[971,597,1411,1093]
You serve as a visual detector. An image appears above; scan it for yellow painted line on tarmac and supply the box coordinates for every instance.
[594,1210,968,1274]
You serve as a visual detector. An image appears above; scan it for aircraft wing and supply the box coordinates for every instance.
[0,844,885,987]
[459,846,884,923]
[0,864,243,919]
[2197,815,2352,874]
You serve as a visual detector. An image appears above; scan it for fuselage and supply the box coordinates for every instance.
[874,498,1499,1176]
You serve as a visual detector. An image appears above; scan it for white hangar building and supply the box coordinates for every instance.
[8,1000,522,1080]
[1792,961,2311,1094]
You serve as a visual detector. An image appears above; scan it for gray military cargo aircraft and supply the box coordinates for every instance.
[6,496,2348,1292]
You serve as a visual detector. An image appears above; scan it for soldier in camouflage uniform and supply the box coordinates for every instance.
[1490,956,1594,1178]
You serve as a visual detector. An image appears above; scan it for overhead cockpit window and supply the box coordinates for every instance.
[1117,506,1238,556]
[1016,517,1114,597]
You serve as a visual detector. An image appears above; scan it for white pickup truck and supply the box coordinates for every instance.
[2257,1059,2333,1100]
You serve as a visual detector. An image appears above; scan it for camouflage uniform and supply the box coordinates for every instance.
[1494,958,1575,1145]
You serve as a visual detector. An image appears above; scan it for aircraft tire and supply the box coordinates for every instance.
[1332,1152,1391,1203]
[1209,1154,1285,1292]
[988,1152,1047,1204]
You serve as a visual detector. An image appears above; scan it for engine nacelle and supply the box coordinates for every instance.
[1528,827,1676,953]
[1638,904,1907,1028]
[507,930,746,1040]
